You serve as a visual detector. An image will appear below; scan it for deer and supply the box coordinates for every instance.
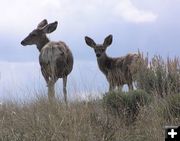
[21,19,73,104]
[85,34,141,91]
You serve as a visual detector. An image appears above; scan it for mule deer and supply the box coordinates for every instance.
[85,34,140,91]
[21,19,73,103]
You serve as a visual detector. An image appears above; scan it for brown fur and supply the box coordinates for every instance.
[21,19,73,103]
[85,34,140,91]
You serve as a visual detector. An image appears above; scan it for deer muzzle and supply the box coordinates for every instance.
[96,54,101,57]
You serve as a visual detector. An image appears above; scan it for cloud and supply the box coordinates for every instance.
[0,0,62,32]
[114,0,158,23]
[0,0,158,34]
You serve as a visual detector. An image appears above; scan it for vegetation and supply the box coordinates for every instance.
[135,55,180,97]
[1,55,180,141]
[103,90,152,123]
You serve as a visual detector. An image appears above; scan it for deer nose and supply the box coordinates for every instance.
[96,54,101,57]
[21,41,25,46]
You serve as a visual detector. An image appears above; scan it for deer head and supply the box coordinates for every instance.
[21,19,58,50]
[85,35,113,58]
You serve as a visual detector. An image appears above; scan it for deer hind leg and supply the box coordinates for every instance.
[48,83,55,101]
[63,76,68,104]
[128,82,133,91]
[47,76,58,103]
[127,72,134,91]
[48,79,55,103]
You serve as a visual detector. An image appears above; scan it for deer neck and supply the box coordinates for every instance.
[36,36,50,52]
[97,53,111,74]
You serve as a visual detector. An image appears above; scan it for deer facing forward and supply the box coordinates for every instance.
[85,35,140,91]
[21,19,73,103]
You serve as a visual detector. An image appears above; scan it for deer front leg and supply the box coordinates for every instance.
[41,67,49,85]
[109,84,113,91]
[63,76,67,105]
[107,75,115,92]
[109,82,116,92]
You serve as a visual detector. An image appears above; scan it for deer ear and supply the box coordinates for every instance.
[103,34,113,47]
[85,36,96,48]
[42,21,58,34]
[37,19,48,29]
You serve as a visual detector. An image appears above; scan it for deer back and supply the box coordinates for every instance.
[105,53,140,85]
[39,41,73,78]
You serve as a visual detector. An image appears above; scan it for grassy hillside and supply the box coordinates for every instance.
[0,55,180,141]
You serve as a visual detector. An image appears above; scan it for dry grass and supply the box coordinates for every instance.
[0,93,180,141]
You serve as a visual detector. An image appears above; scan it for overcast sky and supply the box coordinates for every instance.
[1,0,180,61]
[0,0,180,100]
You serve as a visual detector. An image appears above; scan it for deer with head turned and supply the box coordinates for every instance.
[21,19,73,103]
[85,34,140,91]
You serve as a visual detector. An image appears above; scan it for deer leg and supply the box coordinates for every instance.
[63,76,68,104]
[41,68,49,85]
[128,82,133,91]
[47,75,58,103]
[127,73,134,91]
[48,80,55,103]
[109,84,113,91]
[109,83,115,92]
[117,85,123,91]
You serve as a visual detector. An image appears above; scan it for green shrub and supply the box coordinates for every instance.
[103,90,152,123]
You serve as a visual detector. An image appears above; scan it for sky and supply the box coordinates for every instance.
[0,0,180,101]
